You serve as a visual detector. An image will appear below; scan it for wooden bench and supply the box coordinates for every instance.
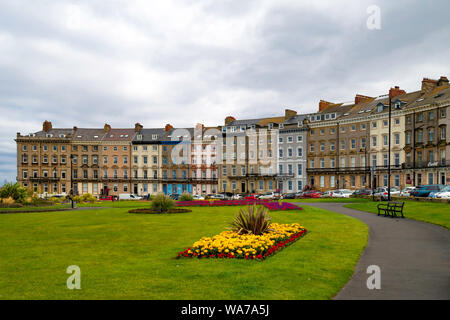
[377,201,405,218]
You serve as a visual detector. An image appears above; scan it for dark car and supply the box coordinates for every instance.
[410,185,444,197]
[354,188,372,196]
[283,193,297,199]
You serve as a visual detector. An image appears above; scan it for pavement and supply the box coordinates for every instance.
[302,202,450,300]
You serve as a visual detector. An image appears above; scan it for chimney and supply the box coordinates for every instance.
[17,132,20,138]
[195,123,204,131]
[421,78,438,94]
[165,124,173,132]
[43,120,52,132]
[225,116,236,125]
[319,100,333,112]
[73,126,78,132]
[284,109,297,119]
[104,123,111,132]
[389,86,406,99]
[355,94,374,105]
[438,76,449,86]
[134,122,143,132]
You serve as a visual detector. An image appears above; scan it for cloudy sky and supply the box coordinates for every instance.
[0,0,449,182]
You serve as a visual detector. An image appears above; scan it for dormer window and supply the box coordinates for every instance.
[279,124,284,129]
[395,101,402,109]
[59,134,65,138]
[240,126,246,132]
[377,104,384,112]
[152,134,158,140]
[325,114,330,120]
[46,134,53,138]
[137,134,143,140]
[268,123,273,130]
[331,113,336,119]
[298,121,303,127]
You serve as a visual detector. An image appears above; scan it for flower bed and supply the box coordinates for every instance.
[262,202,302,211]
[177,223,307,261]
[175,199,271,207]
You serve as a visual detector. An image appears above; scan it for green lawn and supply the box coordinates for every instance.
[76,201,152,208]
[0,204,72,212]
[0,205,367,300]
[345,201,450,229]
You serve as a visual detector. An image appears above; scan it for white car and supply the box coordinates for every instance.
[259,192,276,200]
[118,194,143,201]
[400,187,416,197]
[193,195,205,200]
[435,186,450,199]
[232,194,243,200]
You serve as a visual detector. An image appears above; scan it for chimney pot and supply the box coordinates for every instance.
[319,100,333,112]
[225,116,236,125]
[104,124,111,132]
[134,122,143,132]
[284,109,297,119]
[165,124,173,132]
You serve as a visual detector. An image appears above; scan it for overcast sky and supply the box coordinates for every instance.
[0,0,449,182]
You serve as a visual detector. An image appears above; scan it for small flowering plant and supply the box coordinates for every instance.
[177,223,307,261]
[262,202,302,211]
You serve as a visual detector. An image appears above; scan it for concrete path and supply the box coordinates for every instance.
[303,202,450,300]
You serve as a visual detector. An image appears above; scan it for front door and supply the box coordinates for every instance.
[241,182,246,193]
[134,184,138,194]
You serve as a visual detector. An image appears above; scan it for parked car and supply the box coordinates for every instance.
[244,193,259,200]
[353,188,372,196]
[99,195,118,201]
[283,193,297,199]
[374,187,400,200]
[232,194,244,200]
[301,190,322,198]
[321,190,334,197]
[119,194,143,201]
[259,192,277,200]
[295,191,304,198]
[435,186,450,199]
[193,195,205,200]
[400,187,416,197]
[337,189,355,198]
[410,185,445,197]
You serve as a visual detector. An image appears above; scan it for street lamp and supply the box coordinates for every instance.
[70,154,75,209]
[388,94,392,201]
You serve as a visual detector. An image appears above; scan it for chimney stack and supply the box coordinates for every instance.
[104,124,111,132]
[389,86,406,99]
[165,124,173,132]
[438,76,449,86]
[134,122,143,132]
[355,94,374,105]
[43,120,52,132]
[73,126,78,132]
[319,100,333,112]
[225,116,236,125]
[421,78,438,94]
[195,123,204,131]
[284,109,297,119]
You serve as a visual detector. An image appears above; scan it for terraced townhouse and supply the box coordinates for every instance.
[15,75,449,197]
[307,76,450,191]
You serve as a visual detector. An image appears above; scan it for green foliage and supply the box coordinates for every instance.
[0,183,30,203]
[48,197,63,204]
[151,194,174,213]
[231,205,272,235]
[72,193,97,203]
[179,193,193,201]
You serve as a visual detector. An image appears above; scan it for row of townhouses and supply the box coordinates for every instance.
[15,76,450,196]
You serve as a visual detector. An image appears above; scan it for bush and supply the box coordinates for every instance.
[180,193,194,201]
[151,194,175,213]
[0,183,30,204]
[48,197,63,204]
[231,205,272,235]
[82,193,97,203]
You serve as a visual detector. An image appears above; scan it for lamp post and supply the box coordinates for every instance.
[388,94,392,201]
[70,154,75,208]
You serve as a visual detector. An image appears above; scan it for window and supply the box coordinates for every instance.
[287,136,293,143]
[330,128,335,134]
[320,158,324,168]
[395,153,400,166]
[417,113,423,122]
[395,133,400,145]
[394,118,400,125]
[310,144,314,152]
[297,147,303,157]
[406,131,411,144]
[383,135,388,146]
[320,142,324,152]
[372,136,377,147]
[330,141,335,151]
[330,158,335,168]
[372,122,377,128]
[440,126,446,140]
[297,164,303,176]
[320,176,325,188]
[361,138,366,148]
[428,128,434,142]
[297,180,303,191]
[297,135,303,142]
[429,111,434,120]
[341,140,345,150]
[351,125,356,131]
[361,123,366,130]
[351,139,356,149]
[288,148,293,157]
[417,130,423,143]
[383,154,388,166]
[330,176,335,188]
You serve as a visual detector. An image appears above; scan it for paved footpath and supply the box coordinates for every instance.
[303,202,450,300]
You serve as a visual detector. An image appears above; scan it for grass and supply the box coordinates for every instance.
[0,204,72,212]
[0,205,368,300]
[76,201,152,208]
[345,200,450,229]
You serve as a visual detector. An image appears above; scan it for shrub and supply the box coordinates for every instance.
[151,194,175,213]
[179,193,194,201]
[48,197,63,204]
[231,205,272,235]
[0,182,30,204]
[82,193,97,203]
